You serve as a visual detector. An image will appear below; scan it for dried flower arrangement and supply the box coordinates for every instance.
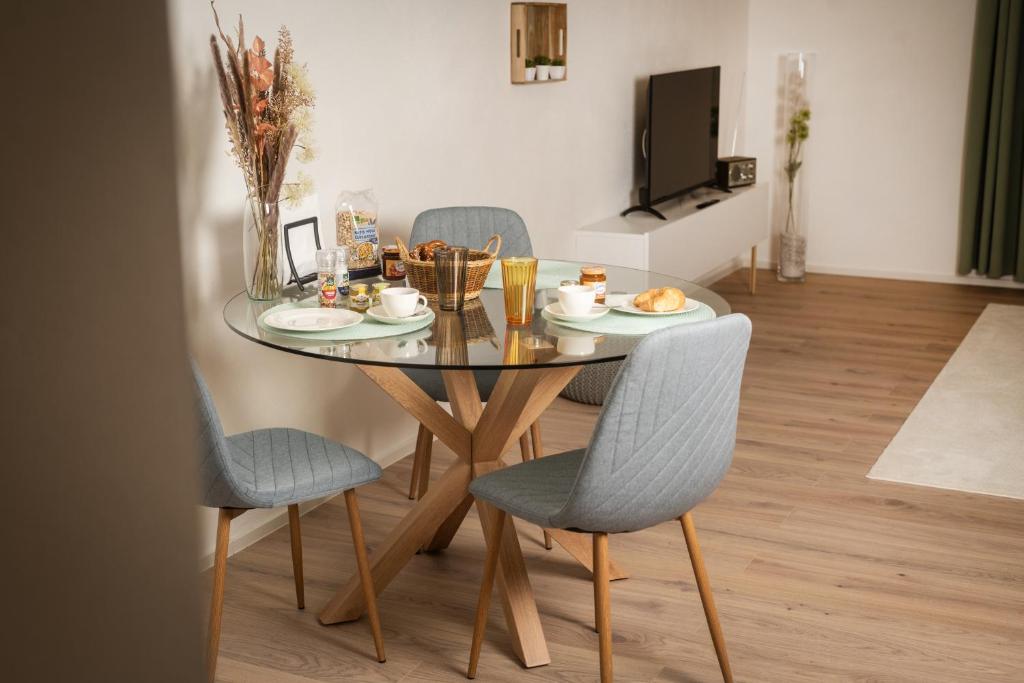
[209,1,316,299]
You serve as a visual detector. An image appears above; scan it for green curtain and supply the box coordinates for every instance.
[958,0,1024,281]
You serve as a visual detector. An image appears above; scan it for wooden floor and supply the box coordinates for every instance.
[210,271,1024,682]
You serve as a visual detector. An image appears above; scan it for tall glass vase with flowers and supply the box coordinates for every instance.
[209,3,317,300]
[777,52,813,283]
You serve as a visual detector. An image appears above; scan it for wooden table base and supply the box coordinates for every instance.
[319,364,613,668]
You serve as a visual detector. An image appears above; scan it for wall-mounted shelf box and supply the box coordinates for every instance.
[510,3,567,84]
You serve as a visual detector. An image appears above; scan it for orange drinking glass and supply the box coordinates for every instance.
[500,257,538,325]
[503,325,537,365]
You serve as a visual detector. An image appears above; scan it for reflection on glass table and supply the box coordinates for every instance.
[223,260,730,370]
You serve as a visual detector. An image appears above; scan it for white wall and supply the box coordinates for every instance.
[169,0,750,559]
[743,0,1021,286]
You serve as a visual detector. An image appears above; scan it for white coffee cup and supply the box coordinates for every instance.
[381,338,428,359]
[557,284,597,316]
[557,335,596,356]
[380,287,428,318]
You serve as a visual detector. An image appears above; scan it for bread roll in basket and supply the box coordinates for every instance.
[395,234,502,301]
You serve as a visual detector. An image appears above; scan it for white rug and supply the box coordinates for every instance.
[867,303,1024,500]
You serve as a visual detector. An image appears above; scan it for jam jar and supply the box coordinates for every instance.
[381,246,406,281]
[579,266,607,304]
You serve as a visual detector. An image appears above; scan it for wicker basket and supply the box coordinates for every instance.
[395,234,501,301]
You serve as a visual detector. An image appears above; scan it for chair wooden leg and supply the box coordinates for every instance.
[518,432,531,463]
[409,424,432,500]
[206,509,233,683]
[287,504,305,609]
[345,490,386,663]
[416,424,434,500]
[593,532,613,683]
[468,509,507,679]
[680,513,733,683]
[530,421,553,550]
[407,447,421,500]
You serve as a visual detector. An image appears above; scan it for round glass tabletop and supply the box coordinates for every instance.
[223,261,730,370]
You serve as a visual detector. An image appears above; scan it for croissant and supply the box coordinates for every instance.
[633,287,686,312]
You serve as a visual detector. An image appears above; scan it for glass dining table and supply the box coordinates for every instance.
[223,261,730,669]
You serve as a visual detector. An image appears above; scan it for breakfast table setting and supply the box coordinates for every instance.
[223,235,729,668]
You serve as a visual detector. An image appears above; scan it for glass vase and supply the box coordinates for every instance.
[242,193,284,300]
[776,52,814,283]
[778,233,807,282]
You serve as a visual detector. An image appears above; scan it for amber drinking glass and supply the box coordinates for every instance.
[500,257,538,324]
[503,325,536,365]
[435,246,470,311]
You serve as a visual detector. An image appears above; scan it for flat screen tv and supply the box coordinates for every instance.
[623,66,720,219]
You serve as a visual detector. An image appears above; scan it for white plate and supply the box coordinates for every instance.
[366,304,431,325]
[615,294,701,316]
[264,307,363,332]
[543,302,611,322]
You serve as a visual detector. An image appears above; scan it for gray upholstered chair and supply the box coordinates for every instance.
[193,362,386,682]
[466,314,752,682]
[402,207,552,546]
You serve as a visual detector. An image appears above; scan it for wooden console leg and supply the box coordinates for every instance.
[749,245,757,295]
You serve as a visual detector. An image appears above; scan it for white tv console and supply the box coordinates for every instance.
[575,183,770,292]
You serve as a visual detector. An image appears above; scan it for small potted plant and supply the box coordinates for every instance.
[524,57,536,81]
[549,57,566,80]
[534,55,551,81]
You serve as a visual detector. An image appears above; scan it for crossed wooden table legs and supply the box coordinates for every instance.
[318,364,626,668]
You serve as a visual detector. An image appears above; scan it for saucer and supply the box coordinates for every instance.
[366,304,432,325]
[543,302,611,323]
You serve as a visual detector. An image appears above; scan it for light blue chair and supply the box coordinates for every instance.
[192,362,386,682]
[402,208,548,546]
[465,314,752,682]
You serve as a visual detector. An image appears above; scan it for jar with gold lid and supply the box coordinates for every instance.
[579,266,606,303]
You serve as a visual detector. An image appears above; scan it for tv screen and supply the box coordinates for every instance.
[646,67,720,205]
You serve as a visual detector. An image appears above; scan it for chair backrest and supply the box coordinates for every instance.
[550,314,752,533]
[410,206,533,257]
[191,361,252,509]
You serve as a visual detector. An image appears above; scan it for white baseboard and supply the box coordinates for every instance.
[695,256,745,287]
[754,259,1024,290]
[197,433,418,571]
